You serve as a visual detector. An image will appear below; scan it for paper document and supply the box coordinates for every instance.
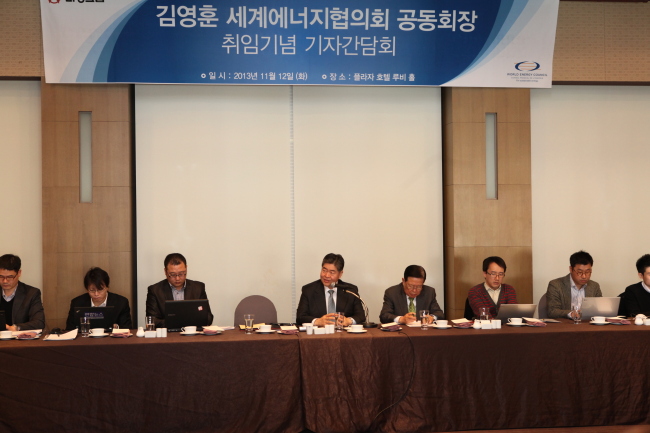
[44,329,78,340]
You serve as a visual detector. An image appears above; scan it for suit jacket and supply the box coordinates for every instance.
[379,284,444,323]
[65,292,133,330]
[146,279,213,327]
[7,282,45,330]
[623,282,650,317]
[296,280,365,325]
[546,274,602,319]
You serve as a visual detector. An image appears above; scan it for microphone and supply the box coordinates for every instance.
[342,288,377,328]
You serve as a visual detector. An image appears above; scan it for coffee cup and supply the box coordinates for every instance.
[0,330,13,339]
[182,326,197,334]
[508,318,523,325]
[350,324,363,332]
[91,328,104,336]
[259,324,272,332]
[591,316,606,323]
[434,320,448,327]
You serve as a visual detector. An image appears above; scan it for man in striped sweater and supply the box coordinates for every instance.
[467,256,518,319]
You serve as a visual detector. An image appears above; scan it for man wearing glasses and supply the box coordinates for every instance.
[379,265,444,324]
[145,253,213,327]
[0,254,45,331]
[467,256,518,319]
[546,250,601,319]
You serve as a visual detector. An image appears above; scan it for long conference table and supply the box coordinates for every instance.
[1,321,650,433]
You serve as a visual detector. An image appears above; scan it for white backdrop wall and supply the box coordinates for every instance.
[531,86,650,304]
[135,85,443,326]
[0,81,42,294]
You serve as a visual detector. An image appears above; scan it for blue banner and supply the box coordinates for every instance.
[41,0,559,87]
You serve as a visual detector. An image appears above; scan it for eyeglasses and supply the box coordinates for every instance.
[168,272,186,279]
[486,272,505,277]
[405,284,423,291]
[88,287,107,294]
[0,275,17,282]
[574,270,592,277]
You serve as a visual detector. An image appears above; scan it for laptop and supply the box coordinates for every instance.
[580,297,621,319]
[165,299,211,331]
[495,304,537,320]
[73,306,116,331]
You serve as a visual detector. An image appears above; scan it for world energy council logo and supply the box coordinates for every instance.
[508,61,547,83]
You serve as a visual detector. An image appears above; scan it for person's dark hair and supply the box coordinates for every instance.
[570,250,593,268]
[164,253,187,268]
[636,254,650,274]
[322,253,345,272]
[0,254,21,272]
[483,256,507,273]
[403,265,426,282]
[84,267,110,290]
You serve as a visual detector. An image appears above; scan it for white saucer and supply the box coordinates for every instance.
[590,321,610,325]
[255,330,275,334]
[110,333,132,338]
[347,329,367,333]
[180,331,199,335]
[17,335,40,340]
[432,325,452,329]
[201,331,222,335]
[90,333,108,338]
[506,323,526,327]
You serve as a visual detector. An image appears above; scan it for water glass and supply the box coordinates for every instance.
[335,312,345,332]
[146,316,155,331]
[571,305,582,324]
[244,314,255,334]
[420,310,430,330]
[479,307,490,321]
[80,317,90,337]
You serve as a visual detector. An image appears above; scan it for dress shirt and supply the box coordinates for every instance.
[569,277,586,318]
[310,285,356,325]
[2,288,16,302]
[484,283,502,304]
[171,282,186,301]
[91,297,108,308]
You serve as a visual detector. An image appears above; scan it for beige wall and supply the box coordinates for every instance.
[0,81,42,291]
[135,85,443,325]
[531,85,650,303]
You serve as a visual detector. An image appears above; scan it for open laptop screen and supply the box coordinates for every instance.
[165,299,211,331]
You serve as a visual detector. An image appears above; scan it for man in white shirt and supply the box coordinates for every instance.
[546,250,602,319]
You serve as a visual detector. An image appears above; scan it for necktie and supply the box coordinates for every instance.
[328,290,336,314]
[408,297,415,313]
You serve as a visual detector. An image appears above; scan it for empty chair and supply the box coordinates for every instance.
[464,297,474,320]
[233,295,278,326]
[537,294,548,319]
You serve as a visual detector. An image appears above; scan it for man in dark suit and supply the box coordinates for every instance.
[296,253,364,326]
[623,254,650,317]
[0,254,45,331]
[379,265,444,324]
[146,253,213,327]
[546,250,602,319]
[65,267,132,330]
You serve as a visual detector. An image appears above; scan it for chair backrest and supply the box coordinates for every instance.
[537,294,548,319]
[463,297,474,320]
[233,295,278,326]
[617,292,628,317]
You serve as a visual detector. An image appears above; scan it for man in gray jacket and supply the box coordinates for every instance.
[546,250,602,319]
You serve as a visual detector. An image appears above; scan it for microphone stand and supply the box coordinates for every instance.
[343,289,377,328]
